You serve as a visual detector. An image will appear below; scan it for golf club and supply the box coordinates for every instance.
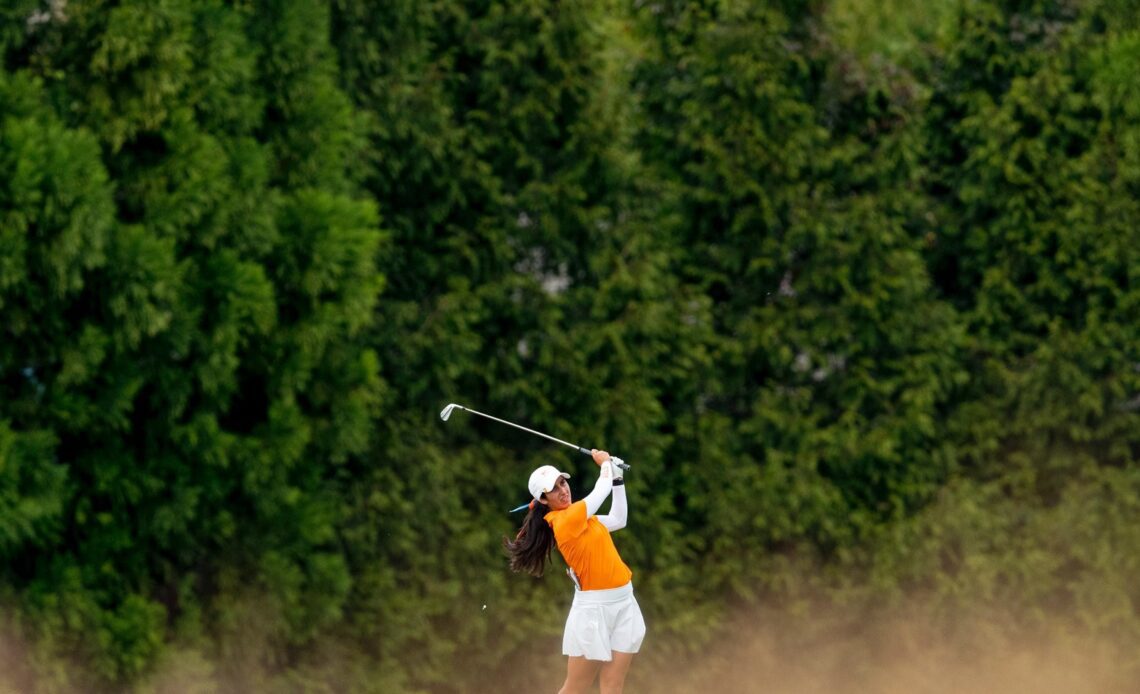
[440,403,631,470]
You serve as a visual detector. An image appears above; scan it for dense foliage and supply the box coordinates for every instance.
[2,0,1139,690]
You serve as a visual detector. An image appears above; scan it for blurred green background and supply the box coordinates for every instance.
[3,0,1140,691]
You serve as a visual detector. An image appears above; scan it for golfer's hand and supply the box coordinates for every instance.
[591,449,611,466]
[610,457,625,480]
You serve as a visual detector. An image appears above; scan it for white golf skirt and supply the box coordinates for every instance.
[562,582,646,661]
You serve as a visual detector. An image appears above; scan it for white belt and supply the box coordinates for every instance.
[571,581,634,606]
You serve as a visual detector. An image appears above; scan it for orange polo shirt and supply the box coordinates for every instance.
[546,499,632,591]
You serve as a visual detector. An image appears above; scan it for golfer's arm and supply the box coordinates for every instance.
[598,483,626,532]
[583,464,614,516]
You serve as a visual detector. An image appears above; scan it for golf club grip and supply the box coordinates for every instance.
[578,447,631,470]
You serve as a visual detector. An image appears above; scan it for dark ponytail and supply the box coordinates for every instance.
[503,501,556,577]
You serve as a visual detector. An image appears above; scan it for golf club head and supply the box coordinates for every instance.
[440,403,460,421]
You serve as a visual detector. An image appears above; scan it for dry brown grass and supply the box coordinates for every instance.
[632,603,1136,694]
[4,599,1136,693]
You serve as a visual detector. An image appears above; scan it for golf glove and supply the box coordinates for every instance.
[610,457,625,480]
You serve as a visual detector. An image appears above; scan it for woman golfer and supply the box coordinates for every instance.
[504,449,645,694]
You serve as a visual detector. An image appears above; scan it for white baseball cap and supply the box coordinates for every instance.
[528,465,570,500]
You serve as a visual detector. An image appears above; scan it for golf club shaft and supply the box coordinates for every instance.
[445,404,631,470]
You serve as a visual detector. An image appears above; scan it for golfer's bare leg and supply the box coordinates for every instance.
[598,651,635,694]
[559,656,601,694]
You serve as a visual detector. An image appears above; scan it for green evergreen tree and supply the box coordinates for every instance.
[330,0,704,689]
[0,70,106,573]
[874,0,1140,647]
[4,1,383,685]
[632,0,963,606]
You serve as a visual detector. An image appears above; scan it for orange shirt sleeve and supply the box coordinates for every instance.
[548,500,588,539]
